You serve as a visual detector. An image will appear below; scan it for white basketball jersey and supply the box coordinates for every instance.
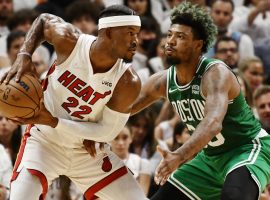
[31,34,130,147]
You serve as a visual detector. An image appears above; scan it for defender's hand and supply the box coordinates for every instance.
[155,146,182,186]
[83,140,104,157]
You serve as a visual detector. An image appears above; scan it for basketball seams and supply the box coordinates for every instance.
[8,81,39,107]
[24,74,43,100]
[0,99,35,118]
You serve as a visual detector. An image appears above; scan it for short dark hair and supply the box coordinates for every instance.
[210,0,235,11]
[7,9,38,31]
[170,2,217,53]
[7,30,26,52]
[214,36,238,53]
[99,4,137,19]
[254,85,270,101]
[65,0,99,24]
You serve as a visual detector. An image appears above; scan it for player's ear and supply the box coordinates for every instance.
[195,40,203,52]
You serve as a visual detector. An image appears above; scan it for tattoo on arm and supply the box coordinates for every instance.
[20,14,48,54]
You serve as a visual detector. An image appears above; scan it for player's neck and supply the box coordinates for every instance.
[175,55,201,85]
[90,39,119,74]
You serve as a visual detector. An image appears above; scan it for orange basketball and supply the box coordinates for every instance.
[0,74,43,118]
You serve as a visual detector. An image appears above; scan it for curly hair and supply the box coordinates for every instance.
[170,2,217,53]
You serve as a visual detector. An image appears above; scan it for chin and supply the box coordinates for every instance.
[166,56,181,65]
[123,56,133,63]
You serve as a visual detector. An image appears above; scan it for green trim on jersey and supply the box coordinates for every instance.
[167,56,261,155]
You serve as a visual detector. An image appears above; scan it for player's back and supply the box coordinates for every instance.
[31,34,130,147]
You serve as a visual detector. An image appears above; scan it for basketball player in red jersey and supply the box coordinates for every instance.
[0,5,148,200]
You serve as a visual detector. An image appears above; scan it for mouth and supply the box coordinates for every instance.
[165,47,175,54]
[129,48,137,54]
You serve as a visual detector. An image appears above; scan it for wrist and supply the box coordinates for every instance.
[17,52,32,59]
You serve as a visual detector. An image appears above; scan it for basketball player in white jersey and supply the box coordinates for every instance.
[0,5,148,200]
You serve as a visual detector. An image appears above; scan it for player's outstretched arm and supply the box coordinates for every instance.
[1,13,80,84]
[155,64,239,185]
[131,70,167,115]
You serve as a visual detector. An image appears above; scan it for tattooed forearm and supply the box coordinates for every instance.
[20,14,48,54]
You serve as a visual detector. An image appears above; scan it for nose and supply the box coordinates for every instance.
[265,104,270,112]
[167,35,176,46]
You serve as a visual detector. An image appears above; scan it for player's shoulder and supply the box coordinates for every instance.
[120,64,141,90]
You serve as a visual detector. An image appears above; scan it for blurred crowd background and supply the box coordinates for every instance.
[0,0,270,200]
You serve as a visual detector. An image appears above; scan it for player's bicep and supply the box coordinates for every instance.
[202,64,232,122]
[42,14,79,53]
[131,71,167,115]
[106,68,142,113]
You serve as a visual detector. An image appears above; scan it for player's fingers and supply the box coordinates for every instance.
[154,174,161,185]
[157,145,167,158]
[0,72,8,84]
[15,68,24,82]
[4,70,16,84]
[160,174,170,186]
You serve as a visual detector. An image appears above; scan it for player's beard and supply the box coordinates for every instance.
[166,56,181,66]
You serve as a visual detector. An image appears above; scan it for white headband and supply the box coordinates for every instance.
[98,15,141,30]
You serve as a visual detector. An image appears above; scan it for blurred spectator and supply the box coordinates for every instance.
[148,34,169,72]
[128,108,157,159]
[124,0,150,16]
[238,56,264,97]
[32,48,49,79]
[160,0,182,34]
[0,0,13,37]
[235,72,253,106]
[132,16,160,84]
[253,85,270,133]
[13,0,37,11]
[7,8,38,33]
[65,0,100,35]
[0,8,38,62]
[230,0,270,44]
[111,126,151,196]
[214,36,240,69]
[169,121,190,151]
[0,144,12,200]
[6,30,25,65]
[208,0,254,60]
[154,111,180,142]
[34,0,75,18]
[254,37,270,74]
[0,116,22,165]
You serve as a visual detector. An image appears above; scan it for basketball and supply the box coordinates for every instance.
[0,74,43,118]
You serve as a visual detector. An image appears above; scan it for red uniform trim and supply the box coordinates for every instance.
[84,166,128,200]
[28,169,48,200]
[11,125,33,181]
[11,125,48,200]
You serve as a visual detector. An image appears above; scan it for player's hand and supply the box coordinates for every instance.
[83,140,104,157]
[0,53,38,84]
[154,146,182,185]
[10,99,58,127]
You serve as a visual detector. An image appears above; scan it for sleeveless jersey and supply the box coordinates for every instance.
[31,34,130,148]
[167,56,261,155]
